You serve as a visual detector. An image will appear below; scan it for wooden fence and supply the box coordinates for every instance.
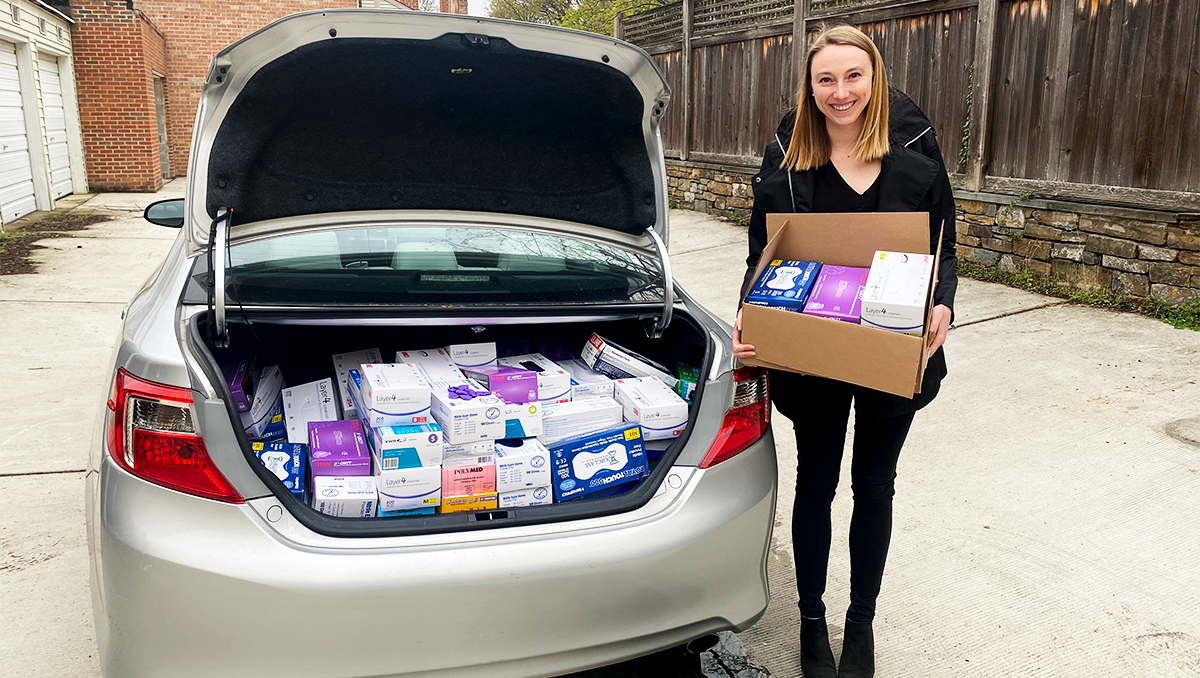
[615,0,1200,211]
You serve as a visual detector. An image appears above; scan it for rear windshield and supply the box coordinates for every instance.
[201,226,665,306]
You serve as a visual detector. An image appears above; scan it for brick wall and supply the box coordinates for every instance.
[439,0,469,13]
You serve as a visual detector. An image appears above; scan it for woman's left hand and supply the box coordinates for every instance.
[927,304,952,357]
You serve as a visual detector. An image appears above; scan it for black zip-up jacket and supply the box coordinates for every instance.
[742,89,958,413]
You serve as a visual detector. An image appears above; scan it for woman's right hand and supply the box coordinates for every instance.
[732,309,757,360]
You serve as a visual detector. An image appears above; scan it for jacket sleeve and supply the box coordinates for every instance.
[926,156,958,319]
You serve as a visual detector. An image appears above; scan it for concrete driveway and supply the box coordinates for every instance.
[2,189,1198,677]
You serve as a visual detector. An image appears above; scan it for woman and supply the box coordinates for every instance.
[732,26,958,678]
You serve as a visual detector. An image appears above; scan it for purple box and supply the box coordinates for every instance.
[309,419,371,476]
[461,365,539,404]
[802,266,870,323]
[220,354,256,413]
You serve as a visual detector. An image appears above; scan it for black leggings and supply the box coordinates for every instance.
[773,373,915,624]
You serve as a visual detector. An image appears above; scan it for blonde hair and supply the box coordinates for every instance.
[782,25,890,171]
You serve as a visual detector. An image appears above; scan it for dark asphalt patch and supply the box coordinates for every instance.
[558,632,771,678]
[0,213,114,275]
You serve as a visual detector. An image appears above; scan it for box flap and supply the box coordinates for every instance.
[766,212,929,267]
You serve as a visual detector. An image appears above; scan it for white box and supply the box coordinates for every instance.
[613,376,689,441]
[374,462,442,512]
[397,348,466,384]
[581,333,679,388]
[499,486,552,508]
[331,348,382,418]
[370,423,444,470]
[494,438,553,492]
[240,365,285,438]
[537,397,625,444]
[282,378,340,444]
[860,250,935,337]
[443,440,496,468]
[560,358,614,399]
[445,342,497,369]
[312,476,377,517]
[429,380,506,444]
[358,363,432,428]
[497,353,572,404]
[504,401,543,439]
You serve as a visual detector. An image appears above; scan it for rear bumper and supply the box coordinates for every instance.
[90,432,776,678]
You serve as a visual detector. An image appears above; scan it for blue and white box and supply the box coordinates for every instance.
[497,353,572,405]
[548,423,649,502]
[744,259,822,309]
[397,348,466,384]
[504,401,542,439]
[538,396,625,445]
[860,250,935,337]
[494,438,552,492]
[282,378,340,445]
[443,440,495,468]
[613,376,689,441]
[429,380,506,444]
[560,358,614,400]
[358,363,433,428]
[499,486,552,508]
[374,463,441,512]
[370,423,443,470]
[378,506,436,517]
[332,348,382,419]
[241,365,286,440]
[445,342,497,369]
[312,476,377,518]
[252,441,306,501]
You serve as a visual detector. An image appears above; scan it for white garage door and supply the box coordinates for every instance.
[0,41,36,223]
[38,54,72,199]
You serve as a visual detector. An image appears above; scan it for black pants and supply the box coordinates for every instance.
[772,371,916,625]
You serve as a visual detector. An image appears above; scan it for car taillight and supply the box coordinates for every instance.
[105,368,243,503]
[699,366,770,469]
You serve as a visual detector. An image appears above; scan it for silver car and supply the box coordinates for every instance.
[86,9,776,678]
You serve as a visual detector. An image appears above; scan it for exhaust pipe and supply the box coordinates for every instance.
[685,634,720,654]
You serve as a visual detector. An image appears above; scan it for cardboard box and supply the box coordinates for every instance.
[241,365,285,439]
[581,333,679,388]
[744,259,822,309]
[494,438,552,492]
[312,476,377,517]
[547,423,649,502]
[378,506,436,517]
[370,423,444,470]
[221,354,257,413]
[358,363,432,427]
[309,419,371,476]
[439,493,499,514]
[441,463,497,497]
[443,440,496,468]
[429,380,506,444]
[613,377,689,441]
[499,486,552,508]
[497,353,572,404]
[445,342,497,369]
[374,463,441,512]
[251,441,306,501]
[801,265,870,323]
[461,365,539,405]
[740,212,939,398]
[282,378,340,444]
[560,358,614,400]
[860,250,935,337]
[504,401,542,439]
[331,348,382,419]
[397,348,466,384]
[538,397,625,444]
[675,364,700,402]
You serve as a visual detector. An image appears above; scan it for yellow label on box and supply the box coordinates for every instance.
[438,493,499,514]
[624,428,641,441]
[271,414,283,423]
[770,259,782,266]
[251,442,264,451]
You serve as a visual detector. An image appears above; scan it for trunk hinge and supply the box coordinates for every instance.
[208,208,232,348]
[645,227,673,339]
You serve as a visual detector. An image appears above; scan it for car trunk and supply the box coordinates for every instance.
[186,309,711,537]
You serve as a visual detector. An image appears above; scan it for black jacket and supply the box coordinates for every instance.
[742,89,958,415]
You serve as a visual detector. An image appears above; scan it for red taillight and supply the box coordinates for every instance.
[699,366,770,469]
[105,368,243,503]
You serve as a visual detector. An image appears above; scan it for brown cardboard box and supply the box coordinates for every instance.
[740,212,939,398]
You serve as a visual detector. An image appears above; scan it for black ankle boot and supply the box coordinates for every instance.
[800,616,837,678]
[838,620,875,677]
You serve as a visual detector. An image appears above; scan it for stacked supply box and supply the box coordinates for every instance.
[282,378,340,444]
[241,365,286,441]
[560,358,614,400]
[429,380,506,444]
[461,365,539,405]
[439,463,498,513]
[612,377,689,441]
[312,477,377,517]
[331,348,382,420]
[252,441,306,501]
[494,438,552,493]
[397,348,466,384]
[548,422,649,501]
[538,397,624,445]
[370,423,443,470]
[358,363,432,428]
[675,364,700,402]
[308,420,371,476]
[446,342,497,370]
[744,259,821,310]
[802,265,871,323]
[497,353,572,404]
[581,333,679,388]
[860,251,935,337]
[375,464,441,513]
[220,353,257,413]
[499,486,553,508]
[443,440,495,468]
[504,401,542,439]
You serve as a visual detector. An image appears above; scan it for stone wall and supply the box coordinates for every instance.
[666,160,755,218]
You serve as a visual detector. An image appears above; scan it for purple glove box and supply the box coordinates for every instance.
[801,265,870,323]
[220,355,256,413]
[461,365,539,404]
[309,419,371,476]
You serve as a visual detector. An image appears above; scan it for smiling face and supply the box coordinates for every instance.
[809,43,875,131]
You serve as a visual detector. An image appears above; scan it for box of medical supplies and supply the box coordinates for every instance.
[581,333,679,388]
[429,380,506,444]
[221,353,257,413]
[745,259,822,309]
[499,486,552,508]
[241,365,285,439]
[497,353,572,404]
[358,363,432,427]
[397,348,466,384]
[252,441,306,501]
[378,506,435,517]
[312,476,376,517]
[439,492,499,514]
[370,423,443,470]
[442,463,496,497]
[675,364,699,402]
[548,423,649,501]
[443,440,496,468]
[282,378,340,444]
[461,365,539,405]
[613,377,689,441]
[860,250,935,337]
[331,348,381,419]
[802,265,870,323]
[538,397,625,444]
[494,438,552,492]
[445,342,497,369]
[560,358,614,399]
[740,212,940,398]
[374,463,441,512]
[504,401,542,439]
[309,420,371,476]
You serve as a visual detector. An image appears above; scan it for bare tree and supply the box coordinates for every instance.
[418,0,439,11]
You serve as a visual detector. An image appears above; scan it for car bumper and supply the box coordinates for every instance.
[90,432,776,678]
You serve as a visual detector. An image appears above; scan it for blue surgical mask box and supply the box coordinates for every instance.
[547,423,649,502]
[745,259,822,309]
[252,441,307,501]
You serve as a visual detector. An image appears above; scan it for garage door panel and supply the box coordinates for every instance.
[0,41,36,221]
[38,55,72,199]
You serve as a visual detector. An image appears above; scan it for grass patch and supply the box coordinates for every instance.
[958,260,1200,331]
